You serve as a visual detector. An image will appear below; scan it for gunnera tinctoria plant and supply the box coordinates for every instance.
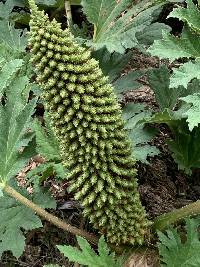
[28,0,149,245]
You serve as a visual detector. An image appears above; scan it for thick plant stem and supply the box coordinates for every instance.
[153,200,200,232]
[3,184,98,244]
[65,1,72,27]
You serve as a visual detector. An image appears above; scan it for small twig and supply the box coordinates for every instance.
[2,184,99,245]
[65,0,72,28]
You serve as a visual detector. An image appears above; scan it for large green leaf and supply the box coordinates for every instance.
[129,127,159,163]
[148,25,200,62]
[136,22,171,46]
[148,65,183,110]
[122,103,159,163]
[122,103,146,121]
[92,48,131,81]
[0,101,36,182]
[0,0,26,20]
[0,1,27,53]
[57,236,123,267]
[148,65,200,108]
[169,0,200,33]
[167,125,200,174]
[158,218,200,267]
[145,109,180,125]
[145,109,200,174]
[0,63,37,183]
[179,94,200,131]
[186,79,200,96]
[92,48,144,96]
[0,20,27,54]
[0,183,56,258]
[148,0,200,88]
[30,114,65,188]
[0,0,15,19]
[0,59,23,94]
[82,0,163,53]
[170,59,200,88]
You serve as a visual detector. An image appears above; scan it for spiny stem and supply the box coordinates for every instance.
[153,200,200,232]
[2,184,99,245]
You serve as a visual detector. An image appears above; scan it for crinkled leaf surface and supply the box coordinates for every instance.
[146,109,180,125]
[148,65,200,106]
[167,124,200,174]
[148,25,200,62]
[0,0,26,20]
[170,60,200,88]
[0,183,56,258]
[122,103,146,121]
[145,110,200,173]
[180,94,200,131]
[124,108,152,130]
[186,79,200,96]
[129,126,159,163]
[148,0,200,88]
[82,0,163,53]
[0,0,16,19]
[57,236,122,267]
[169,0,200,33]
[136,22,171,46]
[158,218,200,267]
[0,1,27,55]
[134,145,159,163]
[0,20,27,54]
[148,65,184,110]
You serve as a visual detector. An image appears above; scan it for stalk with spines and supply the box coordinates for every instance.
[28,0,150,245]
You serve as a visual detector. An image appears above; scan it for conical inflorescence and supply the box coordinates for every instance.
[28,0,149,245]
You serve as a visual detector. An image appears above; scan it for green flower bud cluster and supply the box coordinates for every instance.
[28,0,150,245]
